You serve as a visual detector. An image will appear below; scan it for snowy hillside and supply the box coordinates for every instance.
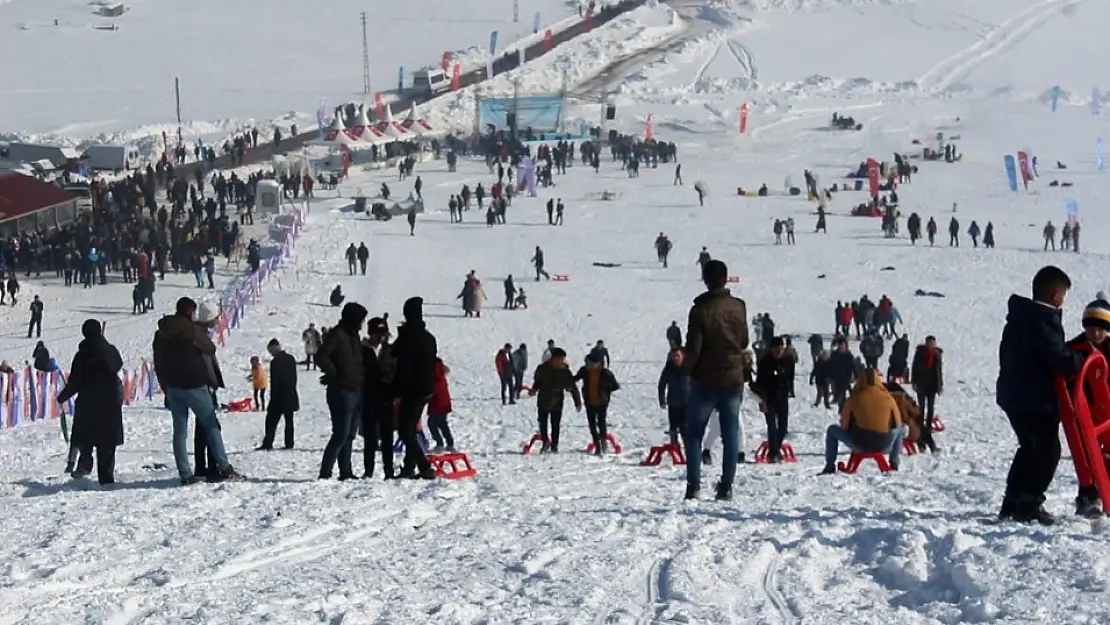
[5,0,1110,622]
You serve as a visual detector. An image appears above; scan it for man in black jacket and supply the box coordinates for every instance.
[361,316,396,479]
[997,266,1086,525]
[391,297,438,479]
[153,297,242,485]
[752,337,792,462]
[316,302,367,480]
[259,339,299,450]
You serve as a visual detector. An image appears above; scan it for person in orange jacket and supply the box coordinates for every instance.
[248,355,268,411]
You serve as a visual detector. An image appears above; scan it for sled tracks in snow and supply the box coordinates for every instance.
[725,39,758,85]
[761,546,800,625]
[917,0,1089,93]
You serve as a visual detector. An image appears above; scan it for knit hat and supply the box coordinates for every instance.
[81,318,102,339]
[403,296,424,321]
[1083,299,1110,331]
[267,338,281,350]
[367,317,389,335]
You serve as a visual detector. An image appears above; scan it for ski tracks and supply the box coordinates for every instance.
[917,0,1089,93]
[760,545,800,625]
[726,39,759,85]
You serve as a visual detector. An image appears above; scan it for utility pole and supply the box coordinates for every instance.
[361,12,371,95]
[511,75,520,140]
[513,0,519,22]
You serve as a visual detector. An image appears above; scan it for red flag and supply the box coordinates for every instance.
[585,13,593,32]
[374,92,385,120]
[441,51,451,72]
[866,158,880,199]
[1017,150,1031,189]
[739,102,750,134]
[451,63,461,92]
[544,29,553,52]
[645,114,654,140]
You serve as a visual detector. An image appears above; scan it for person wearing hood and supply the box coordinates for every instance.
[258,339,299,450]
[153,297,243,485]
[820,368,905,475]
[390,297,439,479]
[57,319,124,485]
[315,302,368,480]
[511,343,528,401]
[997,266,1086,525]
[574,353,621,455]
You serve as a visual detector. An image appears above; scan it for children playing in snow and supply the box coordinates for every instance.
[249,356,268,411]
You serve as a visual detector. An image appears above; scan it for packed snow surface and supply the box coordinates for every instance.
[4,0,1110,622]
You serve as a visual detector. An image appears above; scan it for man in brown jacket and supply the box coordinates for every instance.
[315,302,368,480]
[528,347,582,452]
[683,259,751,502]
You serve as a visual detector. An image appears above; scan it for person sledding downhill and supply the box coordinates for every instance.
[820,368,906,475]
[1066,298,1110,518]
[528,347,582,453]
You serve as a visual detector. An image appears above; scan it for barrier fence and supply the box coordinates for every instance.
[0,206,307,431]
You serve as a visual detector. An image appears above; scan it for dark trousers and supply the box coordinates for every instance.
[1004,410,1062,508]
[261,407,294,449]
[428,414,454,448]
[72,444,117,484]
[397,397,432,472]
[359,259,367,275]
[28,316,41,338]
[362,405,395,478]
[538,407,563,450]
[253,388,267,411]
[916,391,937,449]
[194,422,219,475]
[500,375,515,404]
[321,387,362,478]
[813,383,831,408]
[585,405,608,450]
[667,405,686,445]
[512,371,524,399]
[833,383,849,412]
[764,398,790,458]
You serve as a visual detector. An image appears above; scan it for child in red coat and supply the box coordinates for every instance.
[427,358,456,451]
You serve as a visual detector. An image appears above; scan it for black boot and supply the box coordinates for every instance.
[714,482,732,501]
[684,483,700,500]
[701,449,712,466]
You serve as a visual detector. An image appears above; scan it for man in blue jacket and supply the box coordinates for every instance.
[997,266,1086,525]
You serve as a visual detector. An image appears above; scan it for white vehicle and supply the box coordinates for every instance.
[82,144,141,171]
[412,68,451,97]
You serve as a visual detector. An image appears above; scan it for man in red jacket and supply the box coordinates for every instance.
[496,343,515,405]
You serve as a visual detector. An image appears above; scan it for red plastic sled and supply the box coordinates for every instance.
[227,397,253,412]
[754,441,796,463]
[641,443,685,466]
[838,451,893,474]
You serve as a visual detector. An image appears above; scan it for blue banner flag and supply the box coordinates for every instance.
[316,97,327,139]
[533,11,541,33]
[1004,154,1019,192]
[1051,85,1061,112]
[398,66,404,92]
[490,30,499,56]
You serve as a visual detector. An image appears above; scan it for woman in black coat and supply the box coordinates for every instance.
[57,319,124,485]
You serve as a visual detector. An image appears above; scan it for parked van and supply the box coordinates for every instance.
[81,144,140,171]
[412,68,451,98]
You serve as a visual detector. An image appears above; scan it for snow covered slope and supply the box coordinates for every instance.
[4,0,1110,622]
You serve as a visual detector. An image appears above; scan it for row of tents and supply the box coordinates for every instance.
[318,102,442,148]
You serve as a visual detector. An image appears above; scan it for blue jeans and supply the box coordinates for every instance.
[321,387,362,477]
[167,386,230,478]
[684,384,742,487]
[823,424,906,467]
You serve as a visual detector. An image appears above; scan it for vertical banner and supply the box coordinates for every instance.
[1067,198,1079,226]
[1093,87,1101,116]
[544,29,553,51]
[533,11,541,33]
[585,12,593,32]
[397,66,404,92]
[489,30,499,56]
[519,46,526,64]
[1099,138,1105,171]
[315,97,327,139]
[451,63,461,91]
[645,114,654,140]
[739,102,750,134]
[1003,154,1019,192]
[1017,150,1031,188]
[486,54,494,79]
[374,92,385,121]
[866,157,879,199]
[1051,85,1061,112]
[441,51,451,72]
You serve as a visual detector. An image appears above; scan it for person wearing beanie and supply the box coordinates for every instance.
[391,296,438,479]
[682,258,749,503]
[1066,300,1110,518]
[259,339,299,450]
[910,335,944,453]
[316,302,368,479]
[57,319,124,486]
[997,265,1086,525]
[154,296,243,485]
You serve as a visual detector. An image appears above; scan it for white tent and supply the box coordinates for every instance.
[401,102,443,137]
[317,116,359,146]
[349,106,392,145]
[376,104,413,140]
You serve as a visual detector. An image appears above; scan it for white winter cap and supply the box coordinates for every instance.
[197,300,219,323]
